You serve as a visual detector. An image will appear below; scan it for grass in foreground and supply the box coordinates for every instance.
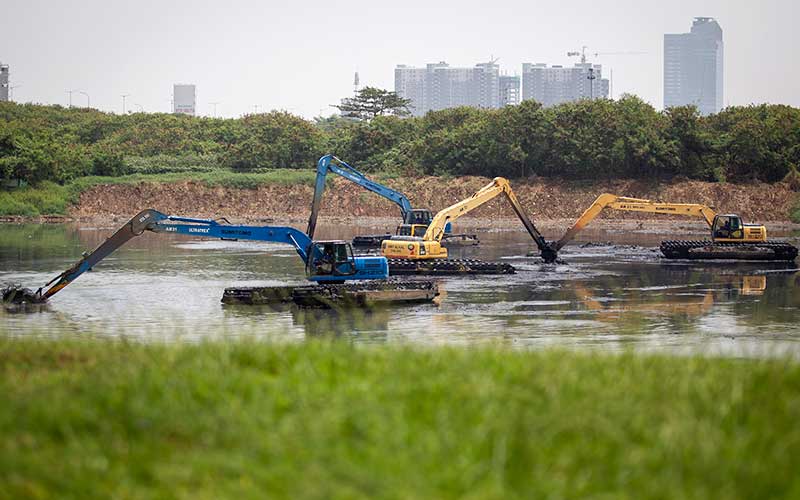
[1,339,799,499]
[0,170,317,216]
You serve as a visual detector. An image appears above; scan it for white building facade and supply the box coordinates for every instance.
[173,84,196,115]
[521,63,609,107]
[395,61,501,116]
[498,75,520,107]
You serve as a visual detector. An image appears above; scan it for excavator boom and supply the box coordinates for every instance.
[553,194,718,251]
[307,155,413,239]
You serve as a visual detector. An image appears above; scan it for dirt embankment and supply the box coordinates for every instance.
[69,176,799,224]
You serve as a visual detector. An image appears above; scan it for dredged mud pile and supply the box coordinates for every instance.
[68,176,798,223]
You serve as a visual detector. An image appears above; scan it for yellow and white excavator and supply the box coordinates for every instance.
[381,177,557,263]
[552,193,797,261]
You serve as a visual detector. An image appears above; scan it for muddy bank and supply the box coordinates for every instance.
[66,176,799,225]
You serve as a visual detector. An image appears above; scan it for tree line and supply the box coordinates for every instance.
[1,95,798,187]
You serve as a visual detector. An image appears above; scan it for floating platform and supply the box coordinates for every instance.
[222,280,439,307]
[388,258,515,275]
[660,240,798,261]
[352,233,479,248]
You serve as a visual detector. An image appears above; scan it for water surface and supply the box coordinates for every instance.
[1,223,798,357]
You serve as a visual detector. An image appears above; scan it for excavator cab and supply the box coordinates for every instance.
[403,209,433,226]
[306,241,357,278]
[398,210,451,236]
[712,215,744,240]
[395,224,427,238]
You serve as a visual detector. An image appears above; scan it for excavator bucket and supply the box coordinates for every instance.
[2,285,45,304]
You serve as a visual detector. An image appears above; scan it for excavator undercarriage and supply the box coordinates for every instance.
[660,240,798,261]
[387,258,516,275]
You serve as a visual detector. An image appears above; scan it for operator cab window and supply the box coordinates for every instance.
[336,243,352,263]
[714,216,741,239]
[311,243,336,275]
[310,242,355,277]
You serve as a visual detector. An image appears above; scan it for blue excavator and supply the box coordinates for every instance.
[307,155,474,247]
[5,209,390,304]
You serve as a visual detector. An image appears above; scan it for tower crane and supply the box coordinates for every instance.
[567,48,647,98]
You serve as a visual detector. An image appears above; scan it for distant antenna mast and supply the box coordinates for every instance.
[353,71,360,94]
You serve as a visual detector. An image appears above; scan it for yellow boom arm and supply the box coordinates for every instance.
[382,177,555,261]
[553,193,718,251]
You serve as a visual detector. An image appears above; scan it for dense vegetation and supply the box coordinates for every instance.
[1,338,798,498]
[2,98,799,190]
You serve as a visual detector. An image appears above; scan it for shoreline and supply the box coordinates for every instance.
[3,214,799,237]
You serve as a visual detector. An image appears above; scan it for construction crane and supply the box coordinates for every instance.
[567,48,647,98]
[381,177,557,263]
[567,47,648,64]
[552,193,798,261]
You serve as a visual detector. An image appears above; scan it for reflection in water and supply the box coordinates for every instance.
[1,223,799,357]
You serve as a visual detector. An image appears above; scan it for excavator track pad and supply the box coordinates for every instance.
[222,280,439,308]
[388,258,515,275]
[660,240,799,261]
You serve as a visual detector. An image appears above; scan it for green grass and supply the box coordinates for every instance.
[0,170,317,216]
[1,339,798,499]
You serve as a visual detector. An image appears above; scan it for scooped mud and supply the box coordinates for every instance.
[2,285,46,304]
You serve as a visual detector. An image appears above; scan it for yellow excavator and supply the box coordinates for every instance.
[552,193,797,261]
[381,177,557,263]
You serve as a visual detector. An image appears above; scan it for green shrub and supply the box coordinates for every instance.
[0,191,40,216]
[2,100,800,185]
[791,196,800,223]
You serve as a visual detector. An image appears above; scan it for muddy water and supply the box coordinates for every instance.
[1,222,799,357]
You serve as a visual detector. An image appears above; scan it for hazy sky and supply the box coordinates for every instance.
[3,0,798,118]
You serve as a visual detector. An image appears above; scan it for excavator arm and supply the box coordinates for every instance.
[307,154,413,239]
[35,209,315,300]
[424,177,555,261]
[553,193,718,251]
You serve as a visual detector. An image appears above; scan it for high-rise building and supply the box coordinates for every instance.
[173,84,196,115]
[0,63,9,102]
[394,65,426,116]
[395,61,501,116]
[474,62,500,109]
[521,63,609,106]
[664,17,724,116]
[498,75,520,107]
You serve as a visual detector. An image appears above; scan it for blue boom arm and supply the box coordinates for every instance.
[307,154,414,239]
[36,209,385,300]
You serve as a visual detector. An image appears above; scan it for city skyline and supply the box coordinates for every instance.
[2,0,798,118]
[395,61,609,115]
